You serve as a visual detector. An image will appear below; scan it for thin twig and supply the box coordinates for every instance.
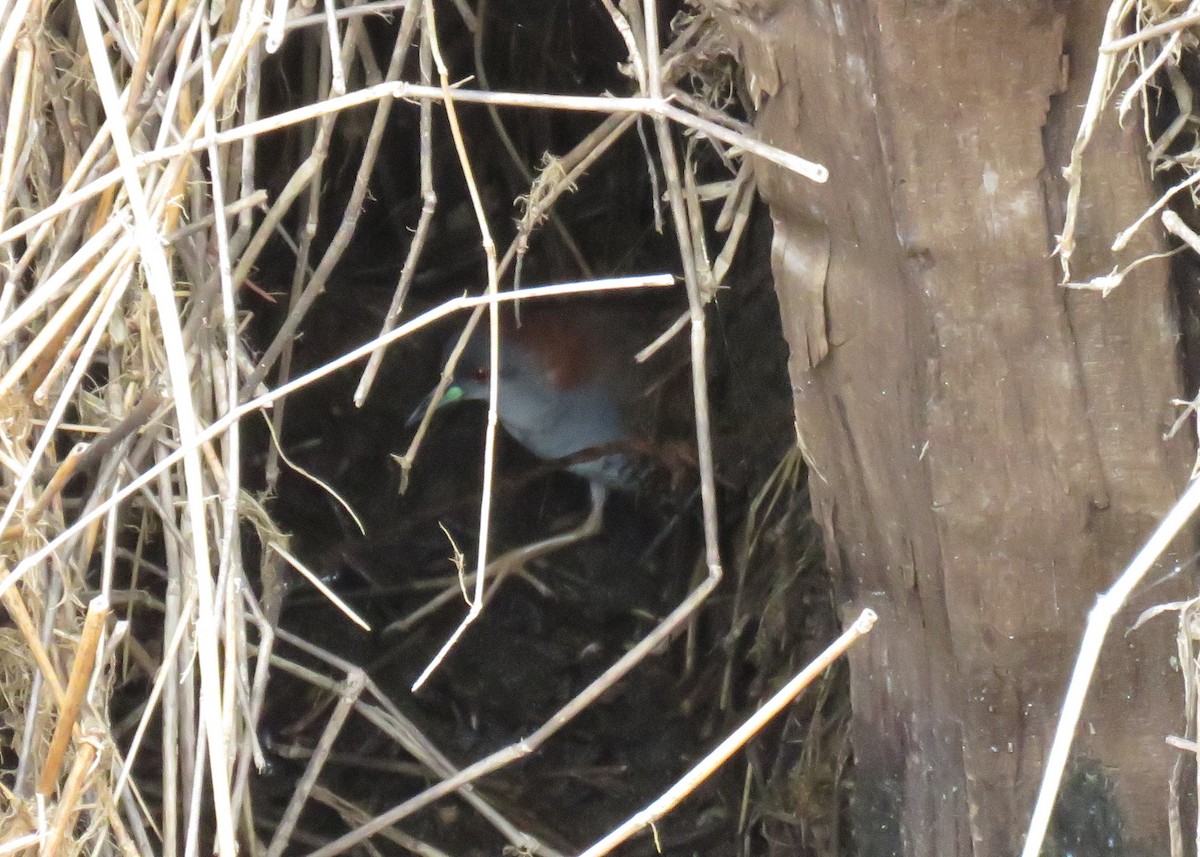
[309,787,455,857]
[257,627,565,855]
[644,0,722,574]
[0,29,33,221]
[1103,8,1200,52]
[578,609,878,857]
[266,670,365,857]
[241,11,415,395]
[0,81,826,250]
[409,0,505,691]
[3,274,675,603]
[1022,474,1200,857]
[268,542,371,630]
[353,0,429,404]
[304,577,722,857]
[1056,0,1132,279]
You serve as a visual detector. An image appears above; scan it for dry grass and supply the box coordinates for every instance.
[0,0,843,854]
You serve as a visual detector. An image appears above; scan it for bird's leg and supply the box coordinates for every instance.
[480,480,608,603]
[381,483,609,638]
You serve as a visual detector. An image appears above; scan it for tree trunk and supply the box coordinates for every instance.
[709,0,1196,853]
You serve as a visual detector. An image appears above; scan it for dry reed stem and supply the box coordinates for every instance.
[579,608,877,857]
[1164,208,1200,257]
[267,542,369,630]
[0,251,116,396]
[0,213,124,345]
[1,583,65,705]
[402,413,569,635]
[200,32,247,792]
[41,727,102,857]
[37,594,110,796]
[30,263,129,405]
[354,8,435,406]
[0,32,33,219]
[1174,600,1200,857]
[0,0,39,73]
[1056,0,1135,279]
[308,787,453,857]
[1103,7,1200,51]
[0,832,42,855]
[1118,26,1183,118]
[1,442,85,541]
[0,82,824,251]
[260,24,350,489]
[643,0,722,569]
[264,670,364,857]
[260,627,563,855]
[262,3,415,478]
[409,0,505,691]
[1023,475,1200,857]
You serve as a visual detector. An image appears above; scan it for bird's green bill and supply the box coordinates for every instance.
[407,383,466,427]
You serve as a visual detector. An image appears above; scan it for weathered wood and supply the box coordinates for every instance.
[708,0,1195,853]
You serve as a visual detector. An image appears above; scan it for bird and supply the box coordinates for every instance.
[408,299,694,579]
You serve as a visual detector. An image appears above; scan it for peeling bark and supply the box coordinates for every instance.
[708,0,1196,853]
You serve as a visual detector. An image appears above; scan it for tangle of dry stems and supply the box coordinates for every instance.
[0,0,835,854]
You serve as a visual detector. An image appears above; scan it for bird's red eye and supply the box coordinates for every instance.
[472,366,489,382]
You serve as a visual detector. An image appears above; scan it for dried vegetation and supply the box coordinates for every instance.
[0,0,852,854]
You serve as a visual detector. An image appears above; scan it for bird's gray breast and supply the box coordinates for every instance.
[499,382,626,462]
